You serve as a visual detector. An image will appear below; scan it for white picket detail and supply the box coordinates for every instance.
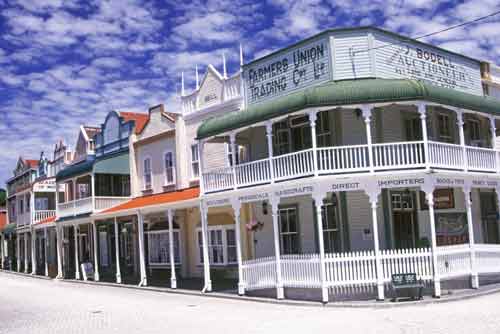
[317,145,370,173]
[428,141,464,169]
[95,197,130,211]
[34,210,56,223]
[325,251,377,287]
[273,149,314,181]
[437,244,471,279]
[475,244,500,274]
[235,158,271,187]
[380,248,433,282]
[281,254,321,288]
[242,256,277,291]
[466,146,497,172]
[372,141,425,170]
[202,167,234,192]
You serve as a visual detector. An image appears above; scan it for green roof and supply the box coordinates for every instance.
[93,151,130,175]
[56,158,94,181]
[1,223,16,235]
[197,79,500,139]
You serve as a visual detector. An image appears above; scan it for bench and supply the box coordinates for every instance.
[391,273,424,301]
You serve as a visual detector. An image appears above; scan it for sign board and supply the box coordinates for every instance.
[244,37,331,105]
[375,33,482,95]
[436,212,468,245]
[33,179,57,192]
[275,185,314,198]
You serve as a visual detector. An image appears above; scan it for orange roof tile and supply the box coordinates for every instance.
[0,212,6,230]
[26,159,39,168]
[101,187,200,215]
[120,112,149,135]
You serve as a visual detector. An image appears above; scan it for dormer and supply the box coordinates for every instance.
[181,63,243,116]
[94,111,148,157]
[72,125,100,163]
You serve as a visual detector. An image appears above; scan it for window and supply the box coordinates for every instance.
[143,158,152,190]
[290,115,312,151]
[273,121,291,155]
[322,201,342,253]
[438,113,452,142]
[405,118,422,141]
[391,192,414,211]
[279,207,299,254]
[147,230,181,265]
[191,144,200,179]
[164,151,175,185]
[467,119,481,143]
[19,198,24,214]
[317,111,332,147]
[35,198,49,211]
[225,143,248,167]
[197,226,236,265]
[77,183,90,199]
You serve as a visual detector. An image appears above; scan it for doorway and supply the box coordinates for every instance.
[480,192,499,244]
[391,191,418,249]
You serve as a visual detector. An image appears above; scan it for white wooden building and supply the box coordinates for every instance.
[196,27,500,302]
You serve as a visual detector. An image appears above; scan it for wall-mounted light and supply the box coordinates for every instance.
[354,108,362,119]
[262,201,268,215]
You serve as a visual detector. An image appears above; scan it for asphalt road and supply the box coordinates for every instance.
[1,272,500,334]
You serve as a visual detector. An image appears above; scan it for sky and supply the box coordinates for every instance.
[1,0,500,186]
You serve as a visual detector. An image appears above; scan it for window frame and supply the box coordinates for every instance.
[143,156,152,191]
[278,205,300,254]
[146,229,181,266]
[321,200,343,253]
[163,150,176,186]
[196,225,237,266]
[190,144,200,180]
[437,113,452,142]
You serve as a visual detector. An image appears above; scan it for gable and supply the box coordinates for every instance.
[103,112,121,145]
[137,105,175,140]
[198,68,223,109]
[74,131,88,161]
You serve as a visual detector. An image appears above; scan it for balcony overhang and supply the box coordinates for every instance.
[197,78,500,140]
[93,151,130,175]
[56,158,94,182]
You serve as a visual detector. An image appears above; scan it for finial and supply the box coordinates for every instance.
[239,43,244,67]
[195,65,200,90]
[222,52,227,79]
[181,72,185,96]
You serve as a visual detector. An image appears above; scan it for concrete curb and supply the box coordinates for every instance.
[4,270,500,308]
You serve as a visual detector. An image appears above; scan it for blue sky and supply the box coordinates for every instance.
[1,0,500,186]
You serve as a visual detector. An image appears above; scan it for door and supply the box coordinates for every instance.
[391,192,418,249]
[480,192,499,244]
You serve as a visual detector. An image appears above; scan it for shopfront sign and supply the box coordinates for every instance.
[239,192,269,203]
[33,179,56,192]
[244,37,331,105]
[375,33,482,95]
[205,198,230,208]
[470,179,499,188]
[275,185,315,198]
[331,181,362,192]
[377,177,425,189]
[434,177,466,187]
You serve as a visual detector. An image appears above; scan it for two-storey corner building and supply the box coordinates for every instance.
[54,112,143,280]
[196,27,500,303]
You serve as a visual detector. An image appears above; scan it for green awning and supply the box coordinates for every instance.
[93,152,130,175]
[1,223,16,235]
[56,158,94,181]
[197,78,500,139]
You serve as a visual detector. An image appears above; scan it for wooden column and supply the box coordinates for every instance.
[366,189,384,300]
[74,225,80,280]
[56,226,63,278]
[313,191,328,303]
[231,199,244,295]
[167,209,177,289]
[0,233,4,270]
[463,186,479,288]
[362,105,375,173]
[266,122,275,183]
[24,232,28,273]
[200,203,212,292]
[44,228,49,277]
[418,103,431,170]
[309,110,319,177]
[31,229,36,275]
[230,133,238,190]
[137,212,148,286]
[92,221,100,281]
[114,217,121,284]
[456,110,468,172]
[270,195,284,299]
[425,189,441,297]
[16,233,20,272]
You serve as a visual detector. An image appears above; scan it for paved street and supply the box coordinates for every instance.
[1,272,500,334]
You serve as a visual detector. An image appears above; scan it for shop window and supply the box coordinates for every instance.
[191,144,200,179]
[197,226,236,265]
[322,201,342,253]
[147,230,181,265]
[279,206,299,254]
[164,151,175,185]
[143,158,152,190]
[391,192,414,211]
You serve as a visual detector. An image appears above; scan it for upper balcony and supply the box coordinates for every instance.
[198,79,500,194]
[57,173,130,219]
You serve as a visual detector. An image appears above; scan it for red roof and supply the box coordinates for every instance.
[35,216,56,225]
[0,212,6,230]
[120,112,149,135]
[26,159,39,168]
[101,187,200,215]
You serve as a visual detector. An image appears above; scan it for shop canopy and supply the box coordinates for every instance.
[197,78,500,140]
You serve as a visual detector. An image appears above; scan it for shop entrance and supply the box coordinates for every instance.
[391,191,418,249]
[480,192,499,244]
